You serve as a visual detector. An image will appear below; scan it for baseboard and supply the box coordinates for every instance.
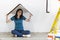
[0,32,48,35]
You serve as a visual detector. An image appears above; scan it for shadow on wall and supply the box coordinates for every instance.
[6,4,34,32]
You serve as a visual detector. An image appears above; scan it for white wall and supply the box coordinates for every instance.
[0,0,60,32]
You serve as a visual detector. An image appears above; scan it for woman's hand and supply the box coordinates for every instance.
[25,13,32,22]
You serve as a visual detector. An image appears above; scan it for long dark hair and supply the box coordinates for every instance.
[14,9,23,19]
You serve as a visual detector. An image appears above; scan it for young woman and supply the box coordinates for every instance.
[6,9,32,37]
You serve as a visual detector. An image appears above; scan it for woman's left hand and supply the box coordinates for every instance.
[25,13,32,22]
[29,13,33,17]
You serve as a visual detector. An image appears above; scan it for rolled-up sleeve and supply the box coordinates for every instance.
[11,16,15,21]
[23,16,26,20]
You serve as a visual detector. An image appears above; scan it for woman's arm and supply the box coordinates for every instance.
[6,14,12,23]
[25,13,32,22]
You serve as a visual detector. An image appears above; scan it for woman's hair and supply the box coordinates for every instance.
[14,9,23,19]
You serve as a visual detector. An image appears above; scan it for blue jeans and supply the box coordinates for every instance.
[11,30,30,37]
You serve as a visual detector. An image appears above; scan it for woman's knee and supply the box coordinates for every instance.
[11,30,16,34]
[25,30,30,33]
[23,30,30,35]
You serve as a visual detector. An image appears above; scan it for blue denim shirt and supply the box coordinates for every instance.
[11,16,26,30]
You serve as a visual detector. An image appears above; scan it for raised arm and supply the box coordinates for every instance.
[25,13,32,22]
[6,14,12,23]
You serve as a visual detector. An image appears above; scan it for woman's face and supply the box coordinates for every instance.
[17,10,22,16]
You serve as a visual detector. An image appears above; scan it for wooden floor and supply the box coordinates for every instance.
[0,32,48,40]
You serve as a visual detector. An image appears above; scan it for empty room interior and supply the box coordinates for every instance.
[0,0,60,40]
